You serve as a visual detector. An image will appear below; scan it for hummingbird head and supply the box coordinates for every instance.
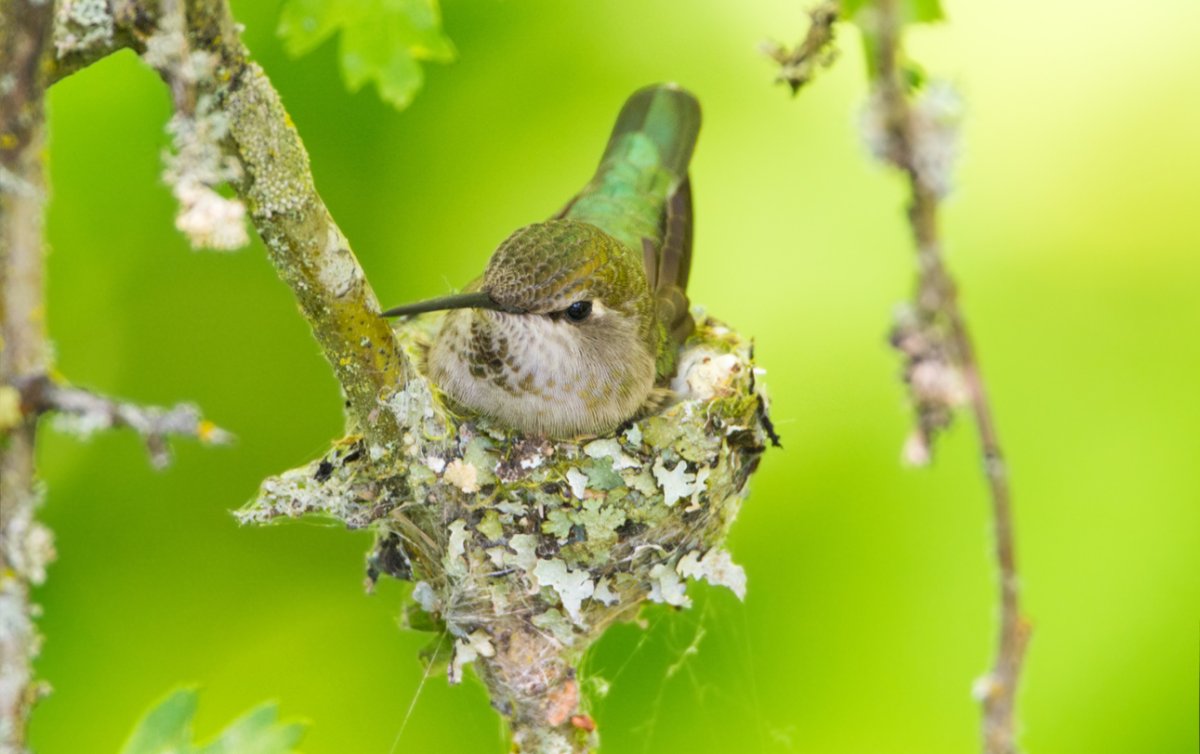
[382,219,660,438]
[482,220,653,326]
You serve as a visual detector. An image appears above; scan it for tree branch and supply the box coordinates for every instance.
[861,2,1031,752]
[0,0,57,748]
[47,0,416,443]
[181,0,415,442]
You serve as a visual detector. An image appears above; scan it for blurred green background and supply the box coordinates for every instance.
[27,0,1199,751]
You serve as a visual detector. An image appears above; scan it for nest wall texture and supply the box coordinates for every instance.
[238,314,773,753]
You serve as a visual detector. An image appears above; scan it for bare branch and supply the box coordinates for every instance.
[0,0,57,747]
[761,1,840,94]
[860,2,1031,752]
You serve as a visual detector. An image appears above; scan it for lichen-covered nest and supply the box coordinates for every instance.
[238,313,774,754]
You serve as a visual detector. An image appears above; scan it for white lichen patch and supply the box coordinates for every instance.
[506,533,539,576]
[565,468,588,499]
[687,466,712,510]
[449,629,496,684]
[677,548,747,600]
[381,378,443,438]
[50,408,111,439]
[648,563,691,608]
[2,487,56,585]
[174,184,248,250]
[443,459,479,494]
[0,164,39,199]
[411,581,439,613]
[316,226,359,296]
[520,453,546,470]
[652,457,696,507]
[533,559,595,624]
[971,672,1000,702]
[444,519,470,577]
[235,451,378,529]
[861,80,963,197]
[910,81,964,198]
[583,438,638,470]
[144,11,250,253]
[54,0,113,58]
[592,577,618,606]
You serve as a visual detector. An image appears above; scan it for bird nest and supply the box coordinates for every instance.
[238,313,775,754]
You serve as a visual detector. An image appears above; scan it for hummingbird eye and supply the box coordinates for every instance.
[564,300,593,322]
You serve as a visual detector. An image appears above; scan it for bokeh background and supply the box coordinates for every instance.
[27,0,1199,751]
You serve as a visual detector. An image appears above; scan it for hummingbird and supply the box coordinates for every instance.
[382,84,700,439]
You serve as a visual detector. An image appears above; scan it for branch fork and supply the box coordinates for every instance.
[2,1,776,752]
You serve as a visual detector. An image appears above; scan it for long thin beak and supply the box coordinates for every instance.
[379,291,524,318]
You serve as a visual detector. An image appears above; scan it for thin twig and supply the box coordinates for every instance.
[864,2,1030,752]
[9,374,233,469]
[761,1,841,94]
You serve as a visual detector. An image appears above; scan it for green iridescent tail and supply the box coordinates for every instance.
[565,84,700,255]
[563,83,701,370]
[600,83,700,190]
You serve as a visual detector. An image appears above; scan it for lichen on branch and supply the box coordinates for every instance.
[767,3,1028,753]
[1,0,58,748]
[3,374,232,469]
[45,0,417,441]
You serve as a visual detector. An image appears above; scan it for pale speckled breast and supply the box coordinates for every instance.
[427,308,656,438]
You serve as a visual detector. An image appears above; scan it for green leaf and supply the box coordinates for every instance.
[196,705,305,754]
[121,688,198,754]
[904,0,945,23]
[841,0,945,24]
[276,0,357,56]
[121,688,305,754]
[277,0,455,110]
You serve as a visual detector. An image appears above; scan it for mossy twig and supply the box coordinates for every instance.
[761,1,841,94]
[769,2,1029,751]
